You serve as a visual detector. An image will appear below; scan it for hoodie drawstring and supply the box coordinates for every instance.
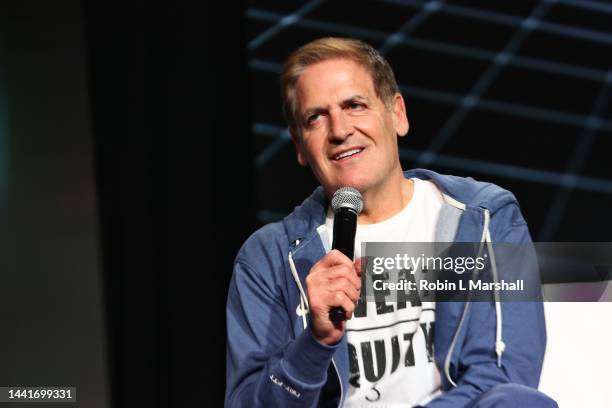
[288,250,309,330]
[483,210,506,367]
[444,209,505,386]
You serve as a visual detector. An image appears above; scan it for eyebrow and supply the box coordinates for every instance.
[301,94,370,120]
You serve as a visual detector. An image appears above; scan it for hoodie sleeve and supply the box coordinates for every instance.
[421,202,547,408]
[225,258,339,407]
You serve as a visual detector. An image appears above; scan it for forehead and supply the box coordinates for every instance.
[295,58,376,109]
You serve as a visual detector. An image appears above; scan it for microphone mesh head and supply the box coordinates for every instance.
[331,187,363,214]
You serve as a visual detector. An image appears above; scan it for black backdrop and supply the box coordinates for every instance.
[86,2,253,406]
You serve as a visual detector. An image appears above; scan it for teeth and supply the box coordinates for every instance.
[335,148,362,160]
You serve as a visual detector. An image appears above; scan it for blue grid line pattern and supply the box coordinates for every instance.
[557,0,612,15]
[381,0,534,27]
[417,0,555,165]
[247,8,392,43]
[377,0,445,55]
[248,0,325,51]
[246,0,612,240]
[539,69,612,240]
[382,0,612,45]
[254,123,291,168]
[247,9,612,84]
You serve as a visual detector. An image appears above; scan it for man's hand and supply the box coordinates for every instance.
[306,250,363,345]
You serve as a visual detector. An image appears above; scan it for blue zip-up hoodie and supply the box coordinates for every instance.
[226,169,546,407]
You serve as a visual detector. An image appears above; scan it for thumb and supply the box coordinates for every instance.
[354,256,366,277]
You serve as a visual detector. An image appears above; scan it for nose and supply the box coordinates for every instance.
[329,109,353,143]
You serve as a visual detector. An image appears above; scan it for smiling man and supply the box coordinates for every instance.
[290,57,411,226]
[226,37,557,407]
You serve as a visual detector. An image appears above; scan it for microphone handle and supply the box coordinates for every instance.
[329,207,357,324]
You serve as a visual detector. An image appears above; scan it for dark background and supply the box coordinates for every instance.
[248,0,612,242]
[0,0,610,407]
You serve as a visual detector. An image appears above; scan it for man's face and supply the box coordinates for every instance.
[291,58,408,196]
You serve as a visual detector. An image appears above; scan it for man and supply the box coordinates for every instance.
[226,37,557,407]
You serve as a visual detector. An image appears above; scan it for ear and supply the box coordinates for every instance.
[392,93,409,138]
[289,127,308,167]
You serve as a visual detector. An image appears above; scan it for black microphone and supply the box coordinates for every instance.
[329,187,363,324]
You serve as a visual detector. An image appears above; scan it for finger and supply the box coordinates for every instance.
[354,256,366,277]
[328,291,356,318]
[327,277,360,302]
[309,263,358,284]
[309,250,356,282]
[324,264,361,290]
[322,249,354,268]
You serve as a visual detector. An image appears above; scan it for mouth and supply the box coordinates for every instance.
[332,147,364,162]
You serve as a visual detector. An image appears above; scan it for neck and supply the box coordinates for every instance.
[358,170,414,225]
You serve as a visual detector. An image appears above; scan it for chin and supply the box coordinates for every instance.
[328,176,371,193]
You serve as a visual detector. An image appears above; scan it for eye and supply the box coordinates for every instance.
[306,113,321,125]
[347,101,365,110]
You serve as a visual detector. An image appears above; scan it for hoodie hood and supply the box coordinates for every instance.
[283,168,520,245]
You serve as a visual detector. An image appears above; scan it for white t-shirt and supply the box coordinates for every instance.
[325,178,444,407]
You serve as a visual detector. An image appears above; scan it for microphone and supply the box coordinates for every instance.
[329,187,363,324]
